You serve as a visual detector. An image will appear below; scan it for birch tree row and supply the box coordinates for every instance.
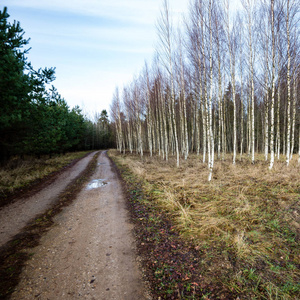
[110,0,299,178]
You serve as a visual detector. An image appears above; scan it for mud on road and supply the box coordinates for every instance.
[1,151,150,299]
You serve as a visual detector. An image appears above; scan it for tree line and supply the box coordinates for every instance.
[0,7,114,163]
[110,0,299,179]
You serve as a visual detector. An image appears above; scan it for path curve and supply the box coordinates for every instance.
[0,151,97,248]
[10,151,150,299]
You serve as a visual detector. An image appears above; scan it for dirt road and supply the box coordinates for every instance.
[0,152,97,247]
[4,151,149,299]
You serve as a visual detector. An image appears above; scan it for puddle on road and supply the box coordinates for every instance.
[86,179,108,190]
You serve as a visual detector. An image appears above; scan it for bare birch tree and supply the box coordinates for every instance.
[269,0,276,169]
[207,0,215,181]
[290,65,298,160]
[157,0,180,167]
[123,87,133,153]
[243,0,256,164]
[285,0,292,166]
[110,88,123,153]
[238,15,245,160]
[144,63,153,157]
[176,29,189,160]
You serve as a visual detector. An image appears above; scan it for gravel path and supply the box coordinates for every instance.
[10,151,149,300]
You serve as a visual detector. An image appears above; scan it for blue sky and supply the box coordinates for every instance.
[2,0,189,118]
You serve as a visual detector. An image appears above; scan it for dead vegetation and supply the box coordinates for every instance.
[110,150,300,299]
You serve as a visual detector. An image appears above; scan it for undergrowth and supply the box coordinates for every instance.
[109,150,300,300]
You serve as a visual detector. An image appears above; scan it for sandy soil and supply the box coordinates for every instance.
[10,151,150,300]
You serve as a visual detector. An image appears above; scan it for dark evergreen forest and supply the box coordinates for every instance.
[0,7,114,163]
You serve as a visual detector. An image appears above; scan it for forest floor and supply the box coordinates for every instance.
[109,150,300,299]
[0,151,150,299]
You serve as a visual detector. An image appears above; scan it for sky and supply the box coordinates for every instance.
[2,0,190,119]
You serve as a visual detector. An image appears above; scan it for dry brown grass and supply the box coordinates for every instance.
[110,149,300,299]
[0,152,90,201]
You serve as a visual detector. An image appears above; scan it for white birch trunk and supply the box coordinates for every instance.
[286,0,291,166]
[200,5,208,164]
[276,64,281,159]
[269,0,275,170]
[208,0,214,181]
[134,87,143,158]
[264,41,269,162]
[221,94,225,160]
[161,86,168,161]
[117,102,123,154]
[290,73,297,160]
[146,69,153,157]
[245,0,256,164]
[239,31,244,160]
[127,120,133,154]
[168,21,179,166]
[195,93,200,155]
[216,16,222,160]
[247,91,251,157]
[177,37,188,160]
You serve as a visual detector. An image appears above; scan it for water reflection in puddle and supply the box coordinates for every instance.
[86,179,108,190]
